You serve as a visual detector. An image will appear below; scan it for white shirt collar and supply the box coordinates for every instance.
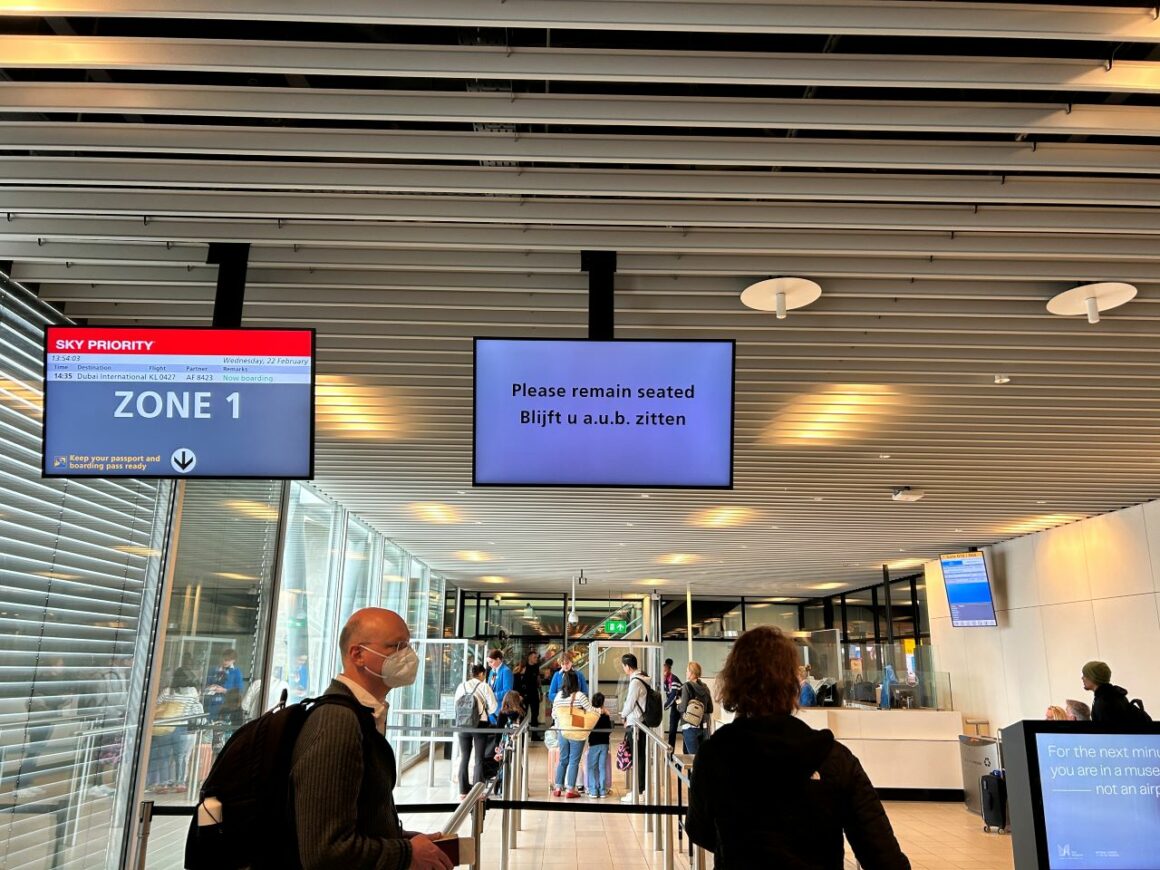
[336,674,388,734]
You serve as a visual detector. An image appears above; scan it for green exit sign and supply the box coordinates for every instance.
[604,619,628,634]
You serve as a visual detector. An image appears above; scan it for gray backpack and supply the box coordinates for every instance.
[455,682,482,727]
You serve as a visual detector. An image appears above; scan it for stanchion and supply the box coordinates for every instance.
[652,738,662,852]
[499,736,511,870]
[135,800,154,870]
[663,752,674,870]
[470,796,486,870]
[427,713,438,788]
[644,730,653,834]
[512,737,522,853]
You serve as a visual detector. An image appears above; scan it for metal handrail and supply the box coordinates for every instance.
[440,781,488,836]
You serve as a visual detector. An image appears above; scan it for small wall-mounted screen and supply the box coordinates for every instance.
[940,551,998,627]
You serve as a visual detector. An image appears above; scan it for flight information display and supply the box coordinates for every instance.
[43,326,315,479]
[940,551,999,627]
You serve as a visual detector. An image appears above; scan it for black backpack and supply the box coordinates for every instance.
[1128,697,1152,724]
[184,690,372,870]
[635,675,664,728]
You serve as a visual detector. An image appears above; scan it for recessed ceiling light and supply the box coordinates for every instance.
[879,453,891,460]
[769,525,780,530]
[689,506,758,528]
[810,582,843,590]
[626,522,634,527]
[1036,500,1047,505]
[641,494,650,498]
[954,528,963,532]
[479,576,509,584]
[993,374,1012,385]
[454,550,493,563]
[474,521,483,525]
[657,553,700,565]
[408,503,466,524]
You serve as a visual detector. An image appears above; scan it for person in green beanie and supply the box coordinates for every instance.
[1081,660,1150,726]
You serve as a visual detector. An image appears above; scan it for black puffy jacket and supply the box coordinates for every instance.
[686,714,910,870]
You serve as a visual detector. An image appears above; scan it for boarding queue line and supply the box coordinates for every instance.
[135,717,708,870]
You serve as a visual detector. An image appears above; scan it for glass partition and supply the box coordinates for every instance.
[743,599,799,632]
[839,642,952,710]
[138,478,284,841]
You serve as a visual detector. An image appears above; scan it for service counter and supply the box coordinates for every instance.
[795,708,965,791]
[712,702,965,792]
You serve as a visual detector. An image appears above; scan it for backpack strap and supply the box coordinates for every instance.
[309,693,378,743]
[633,674,648,716]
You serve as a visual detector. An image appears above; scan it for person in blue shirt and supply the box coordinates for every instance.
[547,651,589,700]
[205,648,244,724]
[880,664,897,710]
[486,649,513,725]
[797,665,817,708]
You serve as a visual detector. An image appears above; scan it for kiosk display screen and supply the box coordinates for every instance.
[1036,729,1160,868]
[473,338,734,487]
[940,551,999,627]
[43,326,315,479]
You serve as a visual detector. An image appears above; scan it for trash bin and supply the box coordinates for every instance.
[959,734,1000,815]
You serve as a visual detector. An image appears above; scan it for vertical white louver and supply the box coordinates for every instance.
[0,276,171,870]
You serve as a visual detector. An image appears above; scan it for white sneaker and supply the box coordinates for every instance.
[620,791,637,803]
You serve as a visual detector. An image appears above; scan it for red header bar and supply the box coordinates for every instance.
[46,327,313,357]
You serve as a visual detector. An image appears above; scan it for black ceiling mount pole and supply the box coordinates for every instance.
[581,250,617,340]
[206,242,251,328]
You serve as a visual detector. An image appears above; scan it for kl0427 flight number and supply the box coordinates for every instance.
[113,390,241,419]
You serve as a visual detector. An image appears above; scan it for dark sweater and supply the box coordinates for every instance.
[290,680,412,870]
[1092,683,1144,726]
[687,715,909,870]
[589,712,612,746]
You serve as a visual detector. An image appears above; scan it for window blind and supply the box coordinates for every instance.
[0,276,171,870]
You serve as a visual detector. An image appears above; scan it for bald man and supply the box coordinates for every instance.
[290,608,452,870]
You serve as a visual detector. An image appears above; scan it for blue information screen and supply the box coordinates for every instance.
[940,551,998,627]
[43,326,314,478]
[1037,732,1160,869]
[474,339,734,487]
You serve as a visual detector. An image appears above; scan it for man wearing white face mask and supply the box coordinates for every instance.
[290,607,452,870]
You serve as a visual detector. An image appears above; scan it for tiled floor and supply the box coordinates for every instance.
[397,743,1017,870]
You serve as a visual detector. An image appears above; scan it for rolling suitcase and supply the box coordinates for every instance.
[980,771,1008,833]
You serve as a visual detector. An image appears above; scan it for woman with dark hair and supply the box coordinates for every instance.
[550,669,591,798]
[686,626,909,869]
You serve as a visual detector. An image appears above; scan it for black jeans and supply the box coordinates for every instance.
[457,727,491,795]
[521,691,541,738]
[632,725,648,793]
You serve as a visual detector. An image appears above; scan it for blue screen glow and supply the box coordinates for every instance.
[1037,732,1160,869]
[473,339,734,487]
[940,551,998,627]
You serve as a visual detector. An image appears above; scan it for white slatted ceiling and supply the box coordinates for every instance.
[2,3,1160,595]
